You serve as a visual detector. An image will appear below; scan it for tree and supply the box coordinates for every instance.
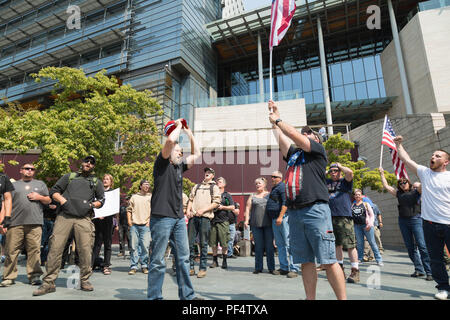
[323,133,397,192]
[0,67,171,195]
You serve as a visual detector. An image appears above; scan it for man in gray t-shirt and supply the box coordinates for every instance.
[0,163,51,287]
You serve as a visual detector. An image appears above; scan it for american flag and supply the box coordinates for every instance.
[382,116,409,179]
[269,0,296,50]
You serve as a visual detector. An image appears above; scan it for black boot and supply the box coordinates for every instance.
[221,254,228,269]
[210,255,218,268]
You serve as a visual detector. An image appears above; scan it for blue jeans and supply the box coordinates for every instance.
[40,219,54,263]
[272,215,299,272]
[148,216,195,300]
[188,217,210,270]
[422,220,450,291]
[227,223,236,257]
[130,225,151,270]
[251,225,275,271]
[354,224,382,263]
[398,215,432,275]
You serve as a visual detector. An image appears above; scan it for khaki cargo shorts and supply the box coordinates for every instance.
[332,216,356,249]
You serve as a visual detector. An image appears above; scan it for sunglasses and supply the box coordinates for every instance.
[399,181,408,185]
[271,176,281,179]
[83,160,95,165]
[329,169,339,173]
[22,167,36,171]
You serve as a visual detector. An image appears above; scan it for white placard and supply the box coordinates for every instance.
[93,188,120,219]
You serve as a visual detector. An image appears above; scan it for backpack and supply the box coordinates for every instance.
[192,183,215,202]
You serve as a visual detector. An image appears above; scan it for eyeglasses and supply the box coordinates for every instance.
[271,176,281,179]
[22,167,36,171]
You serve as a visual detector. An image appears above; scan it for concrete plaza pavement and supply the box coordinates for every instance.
[0,245,443,300]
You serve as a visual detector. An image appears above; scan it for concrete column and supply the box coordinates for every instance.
[317,17,333,136]
[387,0,413,115]
[257,33,264,102]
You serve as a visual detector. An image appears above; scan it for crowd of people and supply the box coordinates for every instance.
[0,100,449,300]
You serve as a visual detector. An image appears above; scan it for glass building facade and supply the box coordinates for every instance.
[0,0,222,133]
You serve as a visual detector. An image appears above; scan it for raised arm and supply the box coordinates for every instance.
[337,162,354,182]
[378,167,397,197]
[162,119,183,159]
[184,127,201,170]
[268,100,312,153]
[393,136,418,176]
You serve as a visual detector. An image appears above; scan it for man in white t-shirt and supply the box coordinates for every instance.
[394,136,450,300]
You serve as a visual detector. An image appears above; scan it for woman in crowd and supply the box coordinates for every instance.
[352,189,383,266]
[244,177,279,275]
[92,174,116,275]
[379,168,432,280]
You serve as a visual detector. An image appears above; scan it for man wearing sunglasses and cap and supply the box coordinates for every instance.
[269,100,346,300]
[33,155,105,296]
[0,164,51,288]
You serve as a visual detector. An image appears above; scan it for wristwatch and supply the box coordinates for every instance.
[275,118,282,126]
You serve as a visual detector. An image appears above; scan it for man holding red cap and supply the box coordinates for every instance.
[148,119,202,300]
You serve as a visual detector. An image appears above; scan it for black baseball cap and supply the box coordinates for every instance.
[204,167,215,175]
[83,155,96,164]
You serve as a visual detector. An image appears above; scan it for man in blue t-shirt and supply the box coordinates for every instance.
[326,163,360,283]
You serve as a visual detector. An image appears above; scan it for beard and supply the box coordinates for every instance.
[170,155,183,165]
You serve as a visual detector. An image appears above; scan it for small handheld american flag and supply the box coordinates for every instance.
[381,116,409,179]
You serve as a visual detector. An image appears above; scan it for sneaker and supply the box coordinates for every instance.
[32,284,56,296]
[362,257,370,262]
[128,269,137,275]
[377,261,384,267]
[29,276,42,286]
[80,281,94,292]
[189,269,195,276]
[197,269,207,278]
[221,259,228,269]
[117,252,124,257]
[0,279,15,287]
[425,275,433,281]
[410,272,425,278]
[287,271,298,278]
[142,268,148,274]
[347,268,360,284]
[434,290,448,300]
[269,270,280,275]
[279,269,289,275]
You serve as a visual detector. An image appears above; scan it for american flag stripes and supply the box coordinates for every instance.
[269,0,296,50]
[381,116,409,179]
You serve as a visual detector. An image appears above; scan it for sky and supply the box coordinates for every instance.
[242,0,272,11]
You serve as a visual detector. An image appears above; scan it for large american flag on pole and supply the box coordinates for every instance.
[269,0,296,50]
[382,117,409,179]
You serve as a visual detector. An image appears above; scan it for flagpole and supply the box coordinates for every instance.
[379,114,387,168]
[269,48,273,102]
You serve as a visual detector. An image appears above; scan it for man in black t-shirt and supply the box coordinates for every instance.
[209,177,234,269]
[269,100,346,300]
[147,119,202,300]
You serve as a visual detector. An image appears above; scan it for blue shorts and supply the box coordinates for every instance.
[288,202,337,265]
